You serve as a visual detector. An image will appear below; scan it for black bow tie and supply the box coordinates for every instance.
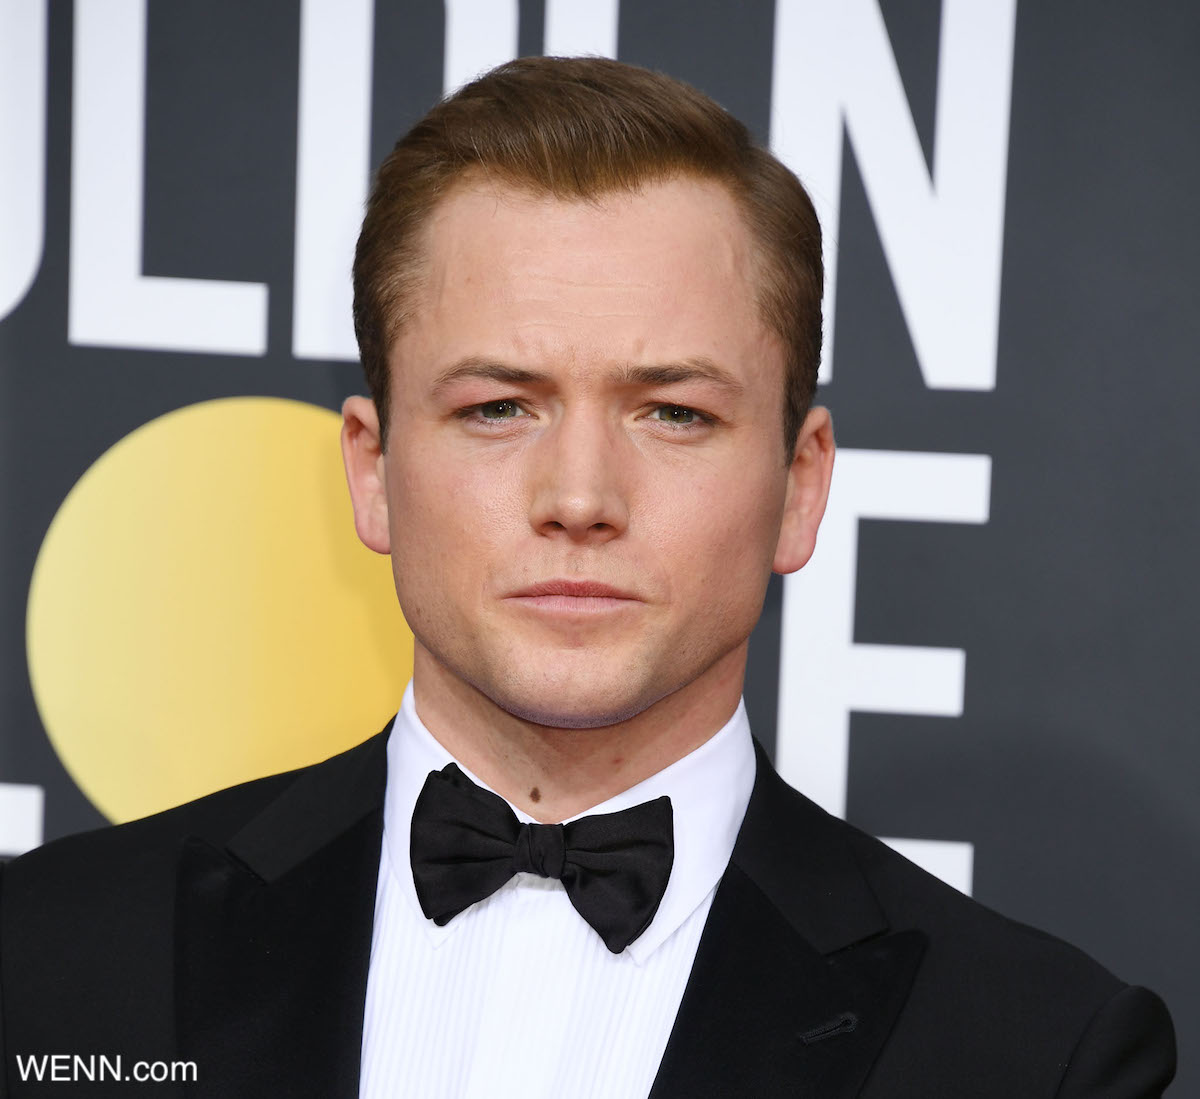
[410,763,674,953]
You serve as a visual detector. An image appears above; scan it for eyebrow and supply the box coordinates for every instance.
[429,356,745,397]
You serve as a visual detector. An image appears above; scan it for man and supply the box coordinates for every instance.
[0,57,1176,1097]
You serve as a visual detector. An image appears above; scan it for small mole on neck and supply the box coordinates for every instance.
[529,787,541,803]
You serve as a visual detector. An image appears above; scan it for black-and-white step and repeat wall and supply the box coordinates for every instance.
[2,0,1196,1085]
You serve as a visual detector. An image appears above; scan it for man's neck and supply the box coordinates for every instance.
[409,644,747,823]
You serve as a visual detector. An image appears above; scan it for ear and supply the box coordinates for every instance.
[340,395,391,555]
[773,406,835,574]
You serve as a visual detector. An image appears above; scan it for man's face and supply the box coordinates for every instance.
[344,176,832,729]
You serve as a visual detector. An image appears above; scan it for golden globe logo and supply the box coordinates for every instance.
[26,397,413,823]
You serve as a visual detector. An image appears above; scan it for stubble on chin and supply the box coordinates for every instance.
[476,660,670,731]
[485,690,658,731]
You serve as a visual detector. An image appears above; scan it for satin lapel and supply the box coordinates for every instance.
[649,742,927,1099]
[175,728,389,1099]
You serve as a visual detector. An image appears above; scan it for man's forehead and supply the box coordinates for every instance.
[412,179,757,321]
[421,173,756,275]
[388,174,784,403]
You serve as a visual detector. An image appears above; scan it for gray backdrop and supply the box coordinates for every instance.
[1,1,1196,1090]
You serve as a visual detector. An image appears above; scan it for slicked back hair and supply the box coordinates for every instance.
[353,56,823,460]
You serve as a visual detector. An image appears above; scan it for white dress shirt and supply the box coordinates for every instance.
[358,682,757,1099]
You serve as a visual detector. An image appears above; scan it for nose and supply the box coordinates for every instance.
[527,409,629,544]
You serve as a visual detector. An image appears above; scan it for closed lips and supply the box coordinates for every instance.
[510,581,638,599]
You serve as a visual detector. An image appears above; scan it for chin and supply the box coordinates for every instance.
[483,670,665,731]
[489,691,647,730]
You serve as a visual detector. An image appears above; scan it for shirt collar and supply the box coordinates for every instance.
[381,680,757,964]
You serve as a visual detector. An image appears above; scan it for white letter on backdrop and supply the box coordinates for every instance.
[770,0,1016,388]
[0,0,47,322]
[544,0,618,58]
[0,783,44,859]
[292,0,375,362]
[775,447,991,888]
[444,0,518,95]
[69,0,268,354]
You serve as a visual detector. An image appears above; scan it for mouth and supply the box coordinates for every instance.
[509,580,639,599]
[506,579,642,616]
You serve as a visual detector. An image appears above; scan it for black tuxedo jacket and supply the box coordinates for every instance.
[0,726,1176,1097]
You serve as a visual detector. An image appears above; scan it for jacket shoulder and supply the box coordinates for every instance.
[748,761,1129,996]
[3,765,299,912]
[767,783,1176,1092]
[3,724,391,930]
[829,808,1177,1090]
[7,721,392,931]
[840,817,1122,993]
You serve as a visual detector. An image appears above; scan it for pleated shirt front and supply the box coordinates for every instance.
[358,682,756,1099]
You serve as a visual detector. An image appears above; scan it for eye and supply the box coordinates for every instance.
[474,399,526,420]
[651,404,709,427]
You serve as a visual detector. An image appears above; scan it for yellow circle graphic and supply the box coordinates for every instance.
[26,397,412,823]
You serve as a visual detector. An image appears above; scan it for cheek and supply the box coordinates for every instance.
[645,463,782,589]
[387,446,518,586]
